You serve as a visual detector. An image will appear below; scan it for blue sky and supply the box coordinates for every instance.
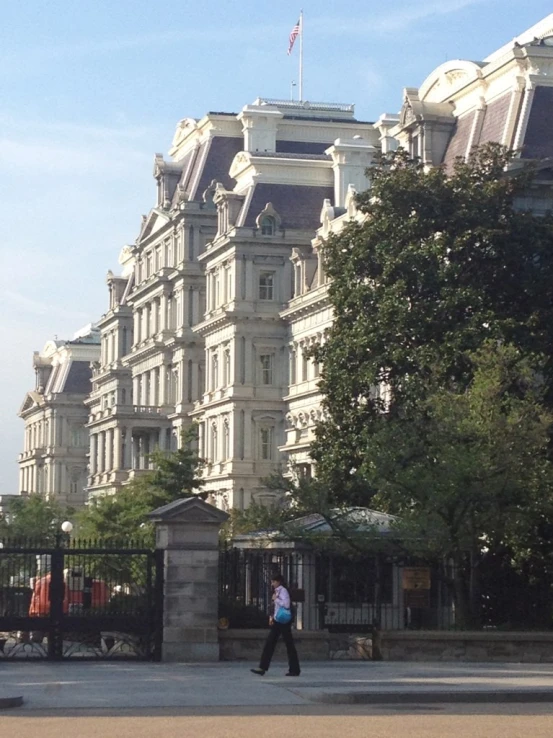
[0,0,551,493]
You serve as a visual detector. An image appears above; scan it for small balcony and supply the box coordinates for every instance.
[132,405,164,416]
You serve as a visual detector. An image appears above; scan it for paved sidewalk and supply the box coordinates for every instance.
[2,661,553,710]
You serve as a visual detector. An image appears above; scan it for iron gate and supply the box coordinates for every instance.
[0,541,163,660]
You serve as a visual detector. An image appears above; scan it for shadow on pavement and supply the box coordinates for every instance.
[6,703,553,718]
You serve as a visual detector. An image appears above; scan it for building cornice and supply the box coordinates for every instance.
[280,284,330,320]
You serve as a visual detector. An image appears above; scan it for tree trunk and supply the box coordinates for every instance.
[468,549,482,628]
[452,555,473,629]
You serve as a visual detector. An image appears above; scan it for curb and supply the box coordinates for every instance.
[309,690,553,705]
[0,695,24,710]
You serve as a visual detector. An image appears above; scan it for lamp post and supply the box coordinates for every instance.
[55,520,73,548]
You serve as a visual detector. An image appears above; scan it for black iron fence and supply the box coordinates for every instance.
[0,538,163,660]
[219,547,553,632]
[219,548,453,632]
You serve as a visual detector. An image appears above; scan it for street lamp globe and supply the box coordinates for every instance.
[61,521,73,534]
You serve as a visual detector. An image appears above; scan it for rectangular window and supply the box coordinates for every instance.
[259,354,274,385]
[215,270,221,306]
[146,252,153,277]
[260,427,273,460]
[259,272,274,301]
[224,348,231,386]
[290,349,296,385]
[301,348,308,382]
[212,353,219,390]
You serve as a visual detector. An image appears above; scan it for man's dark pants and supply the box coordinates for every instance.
[259,621,300,673]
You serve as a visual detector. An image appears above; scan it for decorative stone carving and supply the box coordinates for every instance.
[202,179,218,204]
[345,185,358,219]
[172,117,199,148]
[255,202,282,230]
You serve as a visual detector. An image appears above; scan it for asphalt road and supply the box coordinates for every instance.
[3,704,553,738]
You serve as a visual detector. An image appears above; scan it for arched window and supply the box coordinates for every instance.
[260,216,276,236]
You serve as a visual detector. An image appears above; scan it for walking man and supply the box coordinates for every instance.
[251,574,301,677]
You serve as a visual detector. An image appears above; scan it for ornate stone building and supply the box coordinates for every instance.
[86,98,380,506]
[18,325,100,505]
[280,15,553,484]
[18,15,553,512]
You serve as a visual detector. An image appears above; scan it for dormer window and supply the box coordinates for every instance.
[256,203,281,235]
[261,216,276,236]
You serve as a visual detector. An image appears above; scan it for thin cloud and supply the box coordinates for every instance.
[1,290,89,320]
[312,0,490,36]
[0,24,278,64]
[0,115,159,143]
[0,137,149,175]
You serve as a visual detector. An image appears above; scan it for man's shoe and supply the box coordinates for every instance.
[285,672,300,676]
[251,668,265,676]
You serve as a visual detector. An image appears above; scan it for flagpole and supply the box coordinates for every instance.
[299,10,304,102]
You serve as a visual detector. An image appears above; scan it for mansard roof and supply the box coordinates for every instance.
[442,84,553,169]
[180,136,243,202]
[242,183,334,231]
[522,86,553,160]
[63,361,93,394]
[276,140,333,155]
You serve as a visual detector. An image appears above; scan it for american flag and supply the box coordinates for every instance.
[287,18,300,55]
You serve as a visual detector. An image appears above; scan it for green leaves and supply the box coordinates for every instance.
[313,143,553,495]
[0,494,73,544]
[307,143,553,623]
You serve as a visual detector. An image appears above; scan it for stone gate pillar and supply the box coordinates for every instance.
[149,497,229,662]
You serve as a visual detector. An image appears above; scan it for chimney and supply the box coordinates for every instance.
[238,105,284,153]
[326,138,378,208]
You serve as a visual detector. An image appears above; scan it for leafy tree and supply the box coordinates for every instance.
[364,343,553,626]
[78,426,203,542]
[312,144,553,501]
[301,144,553,625]
[0,494,73,545]
[222,500,296,543]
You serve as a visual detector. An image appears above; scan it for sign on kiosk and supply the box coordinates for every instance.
[402,567,431,590]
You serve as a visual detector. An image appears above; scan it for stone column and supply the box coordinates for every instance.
[105,429,113,472]
[160,294,168,331]
[97,432,104,473]
[149,497,229,662]
[159,364,167,406]
[113,427,122,469]
[150,369,157,406]
[90,434,98,475]
[132,435,140,470]
[244,409,253,459]
[125,427,132,468]
[152,299,158,335]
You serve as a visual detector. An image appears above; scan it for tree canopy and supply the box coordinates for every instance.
[312,144,553,501]
[0,494,73,544]
[301,144,553,624]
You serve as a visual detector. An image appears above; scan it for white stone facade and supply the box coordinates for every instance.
[17,16,553,512]
[18,325,100,506]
